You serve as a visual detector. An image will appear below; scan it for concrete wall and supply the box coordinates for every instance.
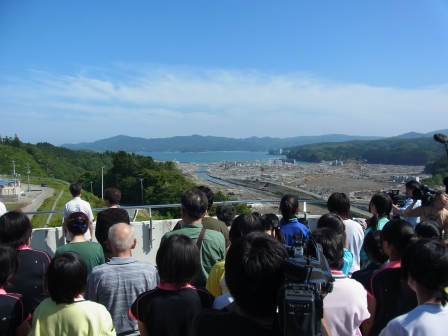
[30,215,321,265]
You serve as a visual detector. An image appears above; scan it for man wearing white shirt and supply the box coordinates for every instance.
[63,182,94,241]
[392,180,421,227]
[0,201,7,216]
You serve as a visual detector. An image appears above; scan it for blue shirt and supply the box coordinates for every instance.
[280,218,310,246]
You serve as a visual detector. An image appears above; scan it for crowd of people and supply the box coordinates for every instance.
[0,181,447,335]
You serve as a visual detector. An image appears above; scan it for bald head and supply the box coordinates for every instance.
[108,223,135,253]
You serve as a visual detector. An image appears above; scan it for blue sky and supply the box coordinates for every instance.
[1,1,447,145]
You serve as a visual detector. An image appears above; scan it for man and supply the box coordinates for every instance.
[62,182,94,241]
[174,186,231,248]
[86,223,159,336]
[327,192,364,275]
[192,232,287,336]
[162,188,226,287]
[392,180,421,227]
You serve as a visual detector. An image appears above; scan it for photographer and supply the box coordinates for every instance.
[392,181,421,227]
[404,191,448,243]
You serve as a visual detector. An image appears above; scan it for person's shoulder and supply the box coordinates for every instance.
[203,217,226,228]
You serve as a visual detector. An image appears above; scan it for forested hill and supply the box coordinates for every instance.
[62,134,382,152]
[286,137,446,165]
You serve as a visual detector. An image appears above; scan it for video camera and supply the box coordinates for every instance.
[413,184,437,207]
[279,232,334,336]
[386,189,406,206]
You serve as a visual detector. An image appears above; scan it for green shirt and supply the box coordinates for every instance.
[55,241,105,275]
[161,224,226,286]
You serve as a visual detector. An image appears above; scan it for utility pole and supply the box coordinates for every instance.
[11,160,16,176]
[90,181,93,194]
[26,162,31,192]
[101,167,104,199]
[139,178,144,205]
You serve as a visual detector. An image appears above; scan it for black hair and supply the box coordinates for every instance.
[46,252,88,304]
[368,192,392,231]
[225,232,287,318]
[229,214,264,243]
[381,219,417,258]
[262,213,286,244]
[401,239,448,306]
[415,221,442,241]
[404,180,420,190]
[0,245,18,287]
[216,203,236,227]
[69,182,82,197]
[156,234,200,288]
[363,230,388,264]
[279,195,299,223]
[317,214,345,235]
[104,188,121,205]
[195,186,214,211]
[180,188,208,221]
[312,228,344,270]
[67,212,89,235]
[0,211,32,249]
[327,192,351,218]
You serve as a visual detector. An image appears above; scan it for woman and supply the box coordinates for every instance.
[379,239,448,335]
[95,188,130,259]
[131,234,214,336]
[55,212,104,275]
[29,252,115,336]
[404,191,448,243]
[0,245,31,336]
[279,195,310,246]
[361,219,418,336]
[360,193,392,266]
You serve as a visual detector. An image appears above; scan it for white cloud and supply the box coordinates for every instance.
[0,65,447,144]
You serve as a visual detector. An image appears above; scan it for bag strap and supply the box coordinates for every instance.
[196,227,206,249]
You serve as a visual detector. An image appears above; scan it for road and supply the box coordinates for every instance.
[21,185,55,219]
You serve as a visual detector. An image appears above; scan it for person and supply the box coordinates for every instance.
[391,180,421,227]
[279,195,310,246]
[161,188,225,287]
[174,186,231,248]
[0,201,7,216]
[95,188,130,260]
[0,211,50,314]
[317,213,353,277]
[55,212,104,275]
[86,223,159,336]
[415,220,442,241]
[130,234,214,336]
[360,193,392,266]
[262,213,286,244]
[192,232,288,336]
[206,214,264,303]
[404,191,448,243]
[379,239,448,336]
[29,252,116,336]
[351,230,388,290]
[62,182,94,242]
[362,219,418,336]
[327,192,364,275]
[216,202,236,230]
[312,228,370,336]
[0,245,31,336]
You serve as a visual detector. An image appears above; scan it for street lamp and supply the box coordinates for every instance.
[139,178,144,205]
[90,181,93,194]
[101,167,104,199]
[26,162,31,192]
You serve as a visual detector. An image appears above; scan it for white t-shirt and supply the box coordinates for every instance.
[344,219,364,275]
[63,197,94,240]
[324,271,370,336]
[379,304,448,336]
[0,202,7,216]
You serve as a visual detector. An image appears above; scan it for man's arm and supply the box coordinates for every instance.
[88,220,94,241]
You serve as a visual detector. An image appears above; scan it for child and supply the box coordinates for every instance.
[0,245,31,335]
